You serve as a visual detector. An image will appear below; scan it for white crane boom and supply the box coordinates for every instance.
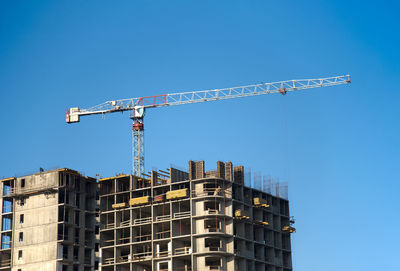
[66,75,350,122]
[66,74,351,176]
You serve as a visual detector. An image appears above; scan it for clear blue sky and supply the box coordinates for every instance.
[0,1,399,270]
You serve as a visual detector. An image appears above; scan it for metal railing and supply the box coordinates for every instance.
[192,188,231,198]
[155,230,170,239]
[174,211,191,219]
[118,255,130,263]
[118,236,130,244]
[103,239,114,246]
[174,247,191,255]
[155,214,171,222]
[101,222,115,230]
[132,251,152,261]
[103,257,114,265]
[204,228,223,233]
[205,209,219,215]
[204,246,224,252]
[0,259,11,267]
[155,250,171,258]
[133,234,151,242]
[133,217,152,225]
[207,266,222,270]
[120,220,130,227]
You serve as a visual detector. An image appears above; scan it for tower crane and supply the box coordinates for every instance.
[66,75,351,176]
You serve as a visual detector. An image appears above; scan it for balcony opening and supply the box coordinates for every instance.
[205,257,221,270]
[203,183,221,196]
[155,242,170,258]
[117,178,129,192]
[155,222,170,240]
[205,238,221,252]
[204,219,220,232]
[204,201,220,213]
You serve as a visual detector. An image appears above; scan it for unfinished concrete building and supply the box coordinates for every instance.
[99,161,294,271]
[0,169,99,271]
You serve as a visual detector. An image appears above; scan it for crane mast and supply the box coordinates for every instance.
[66,75,351,176]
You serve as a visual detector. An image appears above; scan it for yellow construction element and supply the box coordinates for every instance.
[234,209,250,219]
[166,188,188,200]
[0,177,15,182]
[129,196,150,206]
[112,202,127,209]
[282,226,296,233]
[254,220,269,226]
[253,197,270,208]
[99,174,130,182]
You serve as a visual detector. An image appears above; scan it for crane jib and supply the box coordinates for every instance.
[137,94,169,107]
[65,74,351,176]
[66,75,351,119]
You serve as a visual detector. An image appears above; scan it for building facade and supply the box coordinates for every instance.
[0,169,99,271]
[99,161,294,271]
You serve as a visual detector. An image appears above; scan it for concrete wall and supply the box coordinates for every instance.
[12,172,59,271]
